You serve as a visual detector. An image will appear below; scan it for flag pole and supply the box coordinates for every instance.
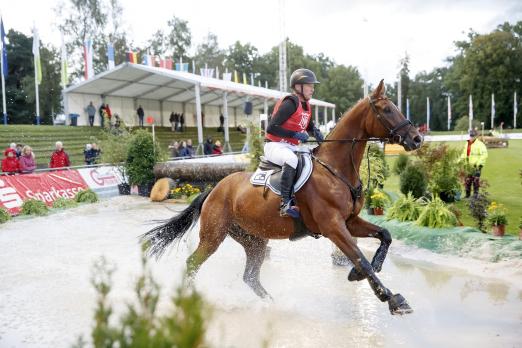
[33,25,40,125]
[1,33,6,125]
[1,16,7,125]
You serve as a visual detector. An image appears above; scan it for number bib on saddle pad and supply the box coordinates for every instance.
[249,152,313,195]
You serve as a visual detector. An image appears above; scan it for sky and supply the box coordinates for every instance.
[1,0,521,84]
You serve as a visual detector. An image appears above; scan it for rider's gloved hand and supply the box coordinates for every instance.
[313,128,324,143]
[293,132,309,142]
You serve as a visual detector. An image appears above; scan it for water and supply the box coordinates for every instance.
[0,196,520,347]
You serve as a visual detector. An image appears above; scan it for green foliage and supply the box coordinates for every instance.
[20,199,49,216]
[247,123,263,171]
[77,247,209,348]
[518,217,522,230]
[52,197,79,209]
[454,116,481,132]
[368,189,390,209]
[99,129,134,182]
[393,153,409,175]
[469,190,491,232]
[415,196,457,228]
[386,193,422,222]
[125,129,164,186]
[0,208,11,223]
[486,202,508,226]
[360,145,387,189]
[75,189,99,203]
[415,143,462,201]
[399,164,428,198]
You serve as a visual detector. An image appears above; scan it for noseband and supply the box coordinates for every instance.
[367,96,413,145]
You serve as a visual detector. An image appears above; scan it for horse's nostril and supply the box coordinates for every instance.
[413,136,422,144]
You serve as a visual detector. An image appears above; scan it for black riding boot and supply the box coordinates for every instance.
[280,163,299,218]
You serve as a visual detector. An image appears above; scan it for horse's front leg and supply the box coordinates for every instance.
[346,216,392,281]
[321,217,412,315]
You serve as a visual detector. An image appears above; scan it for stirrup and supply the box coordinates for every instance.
[280,200,300,218]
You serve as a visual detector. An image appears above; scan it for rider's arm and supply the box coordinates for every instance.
[306,119,324,142]
[266,97,299,138]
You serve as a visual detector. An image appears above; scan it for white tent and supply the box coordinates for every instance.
[63,63,336,149]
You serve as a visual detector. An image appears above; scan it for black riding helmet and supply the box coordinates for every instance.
[290,68,320,88]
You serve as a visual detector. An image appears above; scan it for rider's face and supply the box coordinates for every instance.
[298,83,315,100]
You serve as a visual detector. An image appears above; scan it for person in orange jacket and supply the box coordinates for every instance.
[49,141,71,169]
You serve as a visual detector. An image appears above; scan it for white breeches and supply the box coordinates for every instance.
[263,141,298,169]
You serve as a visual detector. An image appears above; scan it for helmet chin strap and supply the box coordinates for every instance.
[295,85,309,101]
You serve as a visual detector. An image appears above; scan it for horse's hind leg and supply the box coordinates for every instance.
[186,209,229,279]
[229,226,271,299]
[345,216,392,281]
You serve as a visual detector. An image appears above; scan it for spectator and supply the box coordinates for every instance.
[114,114,121,128]
[86,101,96,127]
[99,103,106,128]
[212,140,223,155]
[185,139,195,157]
[92,143,101,163]
[178,141,189,157]
[169,112,179,132]
[2,148,20,174]
[49,141,71,169]
[179,113,185,132]
[15,144,23,158]
[218,113,225,132]
[105,104,113,127]
[19,146,36,173]
[137,105,145,128]
[204,136,213,155]
[168,140,180,158]
[84,144,96,165]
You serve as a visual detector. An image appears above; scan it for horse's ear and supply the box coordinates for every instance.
[372,79,385,98]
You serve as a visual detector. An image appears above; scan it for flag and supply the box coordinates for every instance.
[32,27,42,84]
[469,94,473,131]
[142,54,153,66]
[215,66,219,79]
[83,39,94,79]
[491,93,495,128]
[1,17,7,77]
[242,72,247,84]
[60,35,68,87]
[165,58,173,70]
[127,51,137,63]
[234,70,239,83]
[223,72,232,81]
[107,43,115,70]
[175,62,189,72]
[192,60,195,73]
[200,67,214,78]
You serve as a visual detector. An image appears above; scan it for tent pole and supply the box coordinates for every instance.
[223,92,232,152]
[195,83,204,155]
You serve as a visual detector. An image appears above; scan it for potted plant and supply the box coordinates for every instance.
[369,189,389,215]
[99,129,133,195]
[125,129,164,197]
[486,202,508,237]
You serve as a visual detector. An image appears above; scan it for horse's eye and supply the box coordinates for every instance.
[384,106,391,113]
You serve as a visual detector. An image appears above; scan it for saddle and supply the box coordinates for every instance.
[249,151,313,196]
[249,150,320,241]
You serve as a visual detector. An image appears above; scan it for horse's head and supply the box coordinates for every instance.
[365,80,422,151]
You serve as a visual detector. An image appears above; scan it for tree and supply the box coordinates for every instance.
[225,41,259,76]
[193,32,225,72]
[166,16,192,60]
[398,53,411,113]
[320,65,363,118]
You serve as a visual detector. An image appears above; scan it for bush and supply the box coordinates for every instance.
[0,208,11,223]
[99,129,134,183]
[469,189,490,232]
[52,197,79,209]
[20,199,49,216]
[74,247,209,348]
[415,196,457,228]
[125,129,164,186]
[454,116,480,132]
[360,145,388,189]
[248,123,263,171]
[386,192,422,222]
[75,189,99,203]
[399,164,427,198]
[393,153,409,175]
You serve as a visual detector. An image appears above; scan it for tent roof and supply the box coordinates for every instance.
[63,63,336,109]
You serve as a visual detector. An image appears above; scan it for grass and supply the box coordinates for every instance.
[384,140,522,236]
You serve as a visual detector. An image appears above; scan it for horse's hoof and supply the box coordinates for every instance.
[388,293,413,315]
[348,267,366,281]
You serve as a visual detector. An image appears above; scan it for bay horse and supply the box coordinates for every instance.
[142,80,423,315]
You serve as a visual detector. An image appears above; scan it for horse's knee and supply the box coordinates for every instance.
[378,228,392,246]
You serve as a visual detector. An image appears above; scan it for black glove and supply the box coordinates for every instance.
[313,128,324,143]
[293,132,309,142]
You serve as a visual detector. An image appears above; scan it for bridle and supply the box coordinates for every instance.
[311,96,414,215]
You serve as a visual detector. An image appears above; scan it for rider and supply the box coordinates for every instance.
[265,68,324,218]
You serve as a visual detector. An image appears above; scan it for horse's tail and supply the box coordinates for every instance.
[140,189,212,258]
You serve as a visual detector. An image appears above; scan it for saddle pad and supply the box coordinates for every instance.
[249,154,313,195]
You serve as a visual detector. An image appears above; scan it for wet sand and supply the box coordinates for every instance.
[0,196,520,347]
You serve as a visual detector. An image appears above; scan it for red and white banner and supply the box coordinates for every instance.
[77,166,123,189]
[0,170,88,215]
